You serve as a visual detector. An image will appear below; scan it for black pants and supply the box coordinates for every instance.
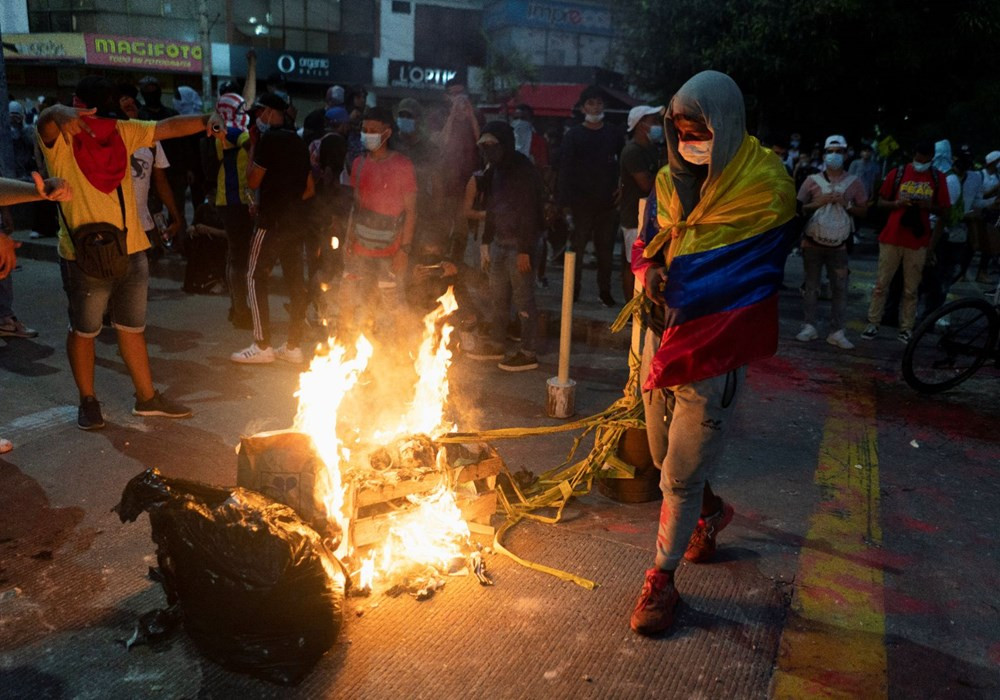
[921,240,963,319]
[570,204,619,299]
[247,215,307,348]
[222,204,253,319]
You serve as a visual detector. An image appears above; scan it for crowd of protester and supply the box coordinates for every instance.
[769,131,1000,348]
[5,64,1000,642]
[3,72,1000,435]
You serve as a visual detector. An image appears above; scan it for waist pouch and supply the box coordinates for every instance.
[354,206,403,251]
[61,185,129,279]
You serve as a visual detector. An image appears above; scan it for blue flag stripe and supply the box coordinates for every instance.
[661,222,795,328]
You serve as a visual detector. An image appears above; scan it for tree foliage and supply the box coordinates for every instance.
[618,0,1000,153]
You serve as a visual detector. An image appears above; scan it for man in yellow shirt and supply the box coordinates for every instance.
[37,76,223,430]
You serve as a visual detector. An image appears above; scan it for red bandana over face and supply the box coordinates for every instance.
[71,113,127,194]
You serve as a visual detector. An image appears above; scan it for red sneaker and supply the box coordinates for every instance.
[684,501,735,563]
[629,567,680,636]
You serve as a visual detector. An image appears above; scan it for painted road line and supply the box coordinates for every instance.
[771,380,887,698]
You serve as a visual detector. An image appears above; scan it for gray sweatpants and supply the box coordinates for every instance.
[641,329,743,570]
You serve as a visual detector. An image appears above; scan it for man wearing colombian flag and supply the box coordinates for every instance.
[629,71,796,636]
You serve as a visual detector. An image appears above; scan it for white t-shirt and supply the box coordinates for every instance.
[131,143,170,232]
[977,170,998,209]
[931,173,965,242]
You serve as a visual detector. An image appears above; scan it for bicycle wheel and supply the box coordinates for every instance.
[903,298,999,393]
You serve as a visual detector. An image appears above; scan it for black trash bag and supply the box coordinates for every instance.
[115,468,346,686]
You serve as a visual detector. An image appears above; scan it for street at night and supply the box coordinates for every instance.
[3,2,1000,697]
[2,230,998,698]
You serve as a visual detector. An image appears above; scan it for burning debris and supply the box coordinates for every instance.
[271,288,499,595]
[238,430,500,597]
[119,290,499,685]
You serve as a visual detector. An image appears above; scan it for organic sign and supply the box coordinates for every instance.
[84,34,203,73]
[229,47,371,85]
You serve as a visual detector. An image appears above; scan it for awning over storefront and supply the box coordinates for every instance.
[510,83,639,118]
[512,83,586,118]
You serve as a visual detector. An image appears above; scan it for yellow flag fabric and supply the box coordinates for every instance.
[643,134,796,267]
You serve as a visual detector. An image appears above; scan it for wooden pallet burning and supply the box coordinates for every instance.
[236,430,500,552]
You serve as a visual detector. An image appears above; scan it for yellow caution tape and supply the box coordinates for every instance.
[440,303,653,589]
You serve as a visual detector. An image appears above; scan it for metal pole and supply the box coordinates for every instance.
[0,22,16,178]
[199,0,213,108]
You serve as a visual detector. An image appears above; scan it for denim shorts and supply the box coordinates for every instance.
[60,252,148,337]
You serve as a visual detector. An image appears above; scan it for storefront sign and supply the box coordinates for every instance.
[85,34,203,73]
[229,47,371,85]
[3,33,86,61]
[484,0,613,36]
[388,61,465,90]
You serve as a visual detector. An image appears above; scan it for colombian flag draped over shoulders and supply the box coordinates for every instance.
[638,134,796,390]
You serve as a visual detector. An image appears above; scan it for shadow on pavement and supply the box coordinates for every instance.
[0,338,59,377]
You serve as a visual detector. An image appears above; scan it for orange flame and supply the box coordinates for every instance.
[294,289,471,584]
[292,335,373,557]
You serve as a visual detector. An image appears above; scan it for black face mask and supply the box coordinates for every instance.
[142,89,162,109]
[480,144,503,165]
[92,95,123,119]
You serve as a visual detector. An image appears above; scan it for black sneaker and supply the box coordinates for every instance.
[498,351,538,372]
[133,391,192,418]
[78,396,105,430]
[860,324,879,340]
[466,339,506,361]
[506,319,521,342]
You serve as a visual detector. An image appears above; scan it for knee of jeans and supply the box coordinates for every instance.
[659,472,705,497]
[70,326,101,339]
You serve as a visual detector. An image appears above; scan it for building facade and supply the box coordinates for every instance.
[6,0,623,113]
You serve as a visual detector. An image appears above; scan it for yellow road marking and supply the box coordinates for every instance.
[771,380,887,698]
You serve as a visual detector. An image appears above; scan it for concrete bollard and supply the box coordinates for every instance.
[546,377,576,418]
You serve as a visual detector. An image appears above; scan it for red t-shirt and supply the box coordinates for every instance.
[350,152,417,217]
[530,132,549,169]
[877,164,951,249]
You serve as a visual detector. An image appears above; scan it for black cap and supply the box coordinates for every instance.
[254,92,289,112]
[363,105,395,127]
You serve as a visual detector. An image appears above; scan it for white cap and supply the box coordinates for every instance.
[824,134,847,150]
[326,85,345,105]
[8,101,24,117]
[985,151,1000,166]
[627,105,663,132]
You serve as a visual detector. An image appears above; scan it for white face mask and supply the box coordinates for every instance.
[584,112,604,124]
[824,152,844,170]
[678,139,712,165]
[912,160,931,173]
[362,131,385,151]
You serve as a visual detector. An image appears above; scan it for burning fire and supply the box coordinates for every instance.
[292,289,473,591]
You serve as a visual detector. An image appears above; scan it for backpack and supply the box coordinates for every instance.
[804,172,858,246]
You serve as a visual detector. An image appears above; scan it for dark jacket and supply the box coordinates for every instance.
[478,122,544,254]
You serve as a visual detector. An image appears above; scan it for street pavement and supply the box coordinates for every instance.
[1,230,998,699]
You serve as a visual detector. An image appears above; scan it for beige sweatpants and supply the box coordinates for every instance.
[866,242,928,332]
